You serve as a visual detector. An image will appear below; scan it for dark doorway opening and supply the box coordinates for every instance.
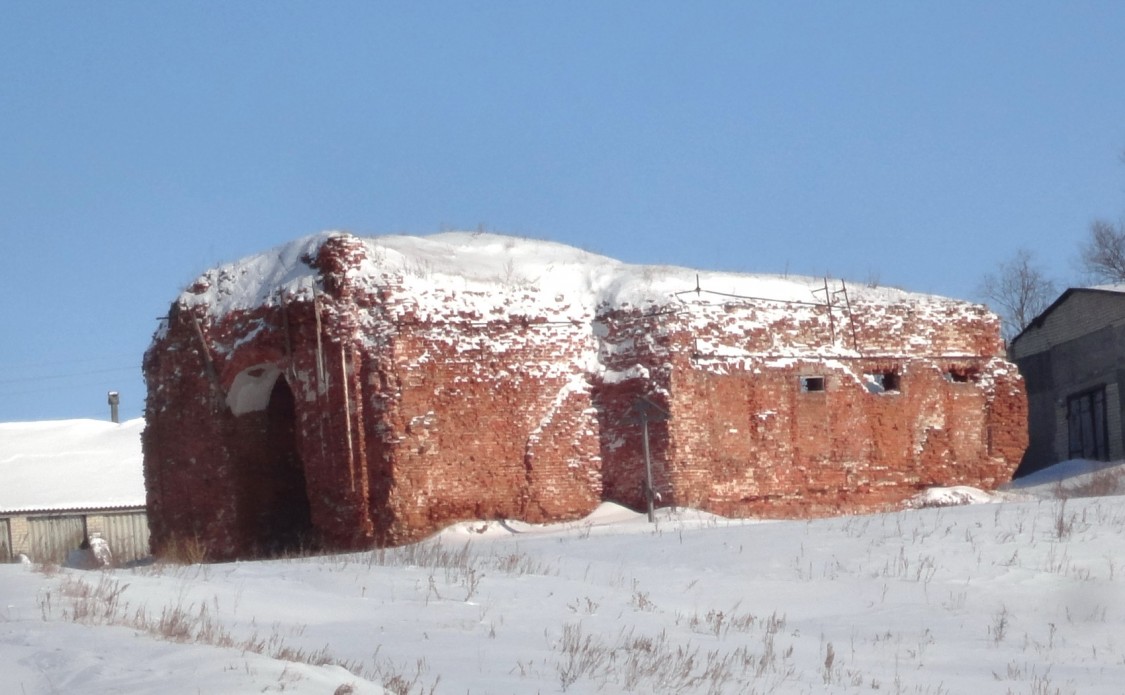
[255,378,315,555]
[1067,386,1108,461]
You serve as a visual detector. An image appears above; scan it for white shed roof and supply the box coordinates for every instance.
[0,418,145,514]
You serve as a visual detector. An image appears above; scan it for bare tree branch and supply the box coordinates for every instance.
[977,248,1056,343]
[1080,218,1125,283]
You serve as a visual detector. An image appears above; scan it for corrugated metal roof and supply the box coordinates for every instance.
[0,504,147,517]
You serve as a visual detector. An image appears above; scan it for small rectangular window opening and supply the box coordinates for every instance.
[944,367,980,383]
[800,376,826,393]
[864,371,900,394]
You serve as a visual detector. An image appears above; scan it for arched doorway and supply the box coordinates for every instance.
[255,377,314,554]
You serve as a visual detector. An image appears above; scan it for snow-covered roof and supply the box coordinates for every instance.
[0,418,145,514]
[178,231,978,324]
[1087,283,1125,293]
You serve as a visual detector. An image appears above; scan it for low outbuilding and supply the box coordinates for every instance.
[1009,286,1125,475]
[0,418,149,565]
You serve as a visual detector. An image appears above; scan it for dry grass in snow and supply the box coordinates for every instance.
[4,486,1125,694]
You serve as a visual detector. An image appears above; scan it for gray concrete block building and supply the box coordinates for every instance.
[1010,286,1125,475]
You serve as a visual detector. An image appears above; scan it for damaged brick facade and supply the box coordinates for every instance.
[143,233,1027,560]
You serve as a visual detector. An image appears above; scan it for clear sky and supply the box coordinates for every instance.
[3,2,1125,423]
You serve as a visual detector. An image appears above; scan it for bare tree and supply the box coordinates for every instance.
[1079,218,1125,283]
[977,249,1056,343]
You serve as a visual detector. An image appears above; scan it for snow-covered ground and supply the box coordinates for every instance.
[4,470,1125,694]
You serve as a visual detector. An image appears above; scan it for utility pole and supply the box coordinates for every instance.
[629,396,670,523]
[639,408,655,522]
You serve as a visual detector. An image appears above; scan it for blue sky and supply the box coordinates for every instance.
[3,2,1125,423]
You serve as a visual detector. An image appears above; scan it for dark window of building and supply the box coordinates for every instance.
[800,376,826,393]
[864,371,900,393]
[944,367,980,383]
[1067,387,1108,461]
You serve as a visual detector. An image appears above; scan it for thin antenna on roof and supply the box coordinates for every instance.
[107,391,120,423]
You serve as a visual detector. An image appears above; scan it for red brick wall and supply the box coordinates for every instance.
[592,299,1024,519]
[369,321,602,544]
[143,238,1026,560]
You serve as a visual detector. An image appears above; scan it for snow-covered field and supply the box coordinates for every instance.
[4,468,1125,694]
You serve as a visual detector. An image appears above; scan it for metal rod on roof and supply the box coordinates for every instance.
[839,280,861,353]
[823,277,836,343]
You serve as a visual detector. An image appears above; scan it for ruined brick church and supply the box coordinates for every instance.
[142,232,1027,559]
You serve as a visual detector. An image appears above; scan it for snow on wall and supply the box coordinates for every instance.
[143,232,1026,559]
